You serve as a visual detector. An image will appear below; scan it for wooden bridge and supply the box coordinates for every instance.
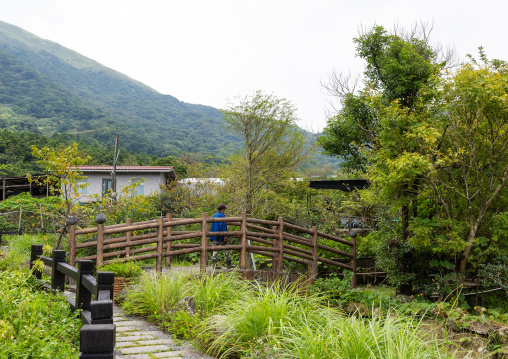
[69,213,358,286]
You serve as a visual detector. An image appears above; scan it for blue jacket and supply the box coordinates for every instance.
[209,211,227,241]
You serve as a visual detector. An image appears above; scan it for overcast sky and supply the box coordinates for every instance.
[2,0,507,132]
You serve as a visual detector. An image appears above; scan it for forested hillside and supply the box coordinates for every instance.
[0,20,237,157]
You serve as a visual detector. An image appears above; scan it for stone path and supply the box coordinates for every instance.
[113,305,214,359]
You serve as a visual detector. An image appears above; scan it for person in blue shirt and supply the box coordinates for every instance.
[210,203,232,267]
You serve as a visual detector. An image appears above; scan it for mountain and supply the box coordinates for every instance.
[0,20,237,157]
[0,20,339,171]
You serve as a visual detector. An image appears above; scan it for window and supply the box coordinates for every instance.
[102,178,112,197]
[77,179,88,194]
[131,178,145,195]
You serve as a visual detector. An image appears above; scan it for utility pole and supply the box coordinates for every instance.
[111,135,119,204]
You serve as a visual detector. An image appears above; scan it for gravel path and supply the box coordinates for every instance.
[113,305,215,359]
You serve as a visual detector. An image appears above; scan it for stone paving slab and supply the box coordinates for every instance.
[113,304,214,359]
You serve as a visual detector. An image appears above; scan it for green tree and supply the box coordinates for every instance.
[29,142,90,248]
[221,91,307,216]
[417,52,508,279]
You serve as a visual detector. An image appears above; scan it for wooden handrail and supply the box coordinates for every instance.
[70,212,358,287]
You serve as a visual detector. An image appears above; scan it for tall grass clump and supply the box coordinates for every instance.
[190,270,252,315]
[0,233,54,271]
[0,270,81,357]
[121,270,191,321]
[207,280,321,357]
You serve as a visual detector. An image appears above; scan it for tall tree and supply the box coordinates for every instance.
[221,91,307,216]
[29,142,89,248]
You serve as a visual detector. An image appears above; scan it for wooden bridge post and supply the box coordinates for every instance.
[51,249,66,292]
[30,244,43,280]
[349,231,357,288]
[200,213,208,273]
[277,217,284,272]
[96,214,106,270]
[309,226,318,279]
[125,218,131,257]
[271,225,278,277]
[165,213,172,267]
[69,224,76,268]
[156,216,164,273]
[239,213,247,270]
[76,260,95,311]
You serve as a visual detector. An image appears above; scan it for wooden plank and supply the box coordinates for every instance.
[318,256,353,270]
[247,218,279,226]
[316,243,353,259]
[57,262,78,280]
[284,222,314,235]
[317,231,353,246]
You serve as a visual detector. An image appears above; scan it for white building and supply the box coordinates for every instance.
[74,166,175,202]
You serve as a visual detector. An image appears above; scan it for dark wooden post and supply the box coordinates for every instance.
[309,226,318,279]
[200,213,208,273]
[80,324,116,359]
[30,244,43,280]
[271,225,278,277]
[76,260,95,311]
[156,216,164,273]
[239,213,247,270]
[125,218,131,257]
[277,217,284,272]
[165,213,172,267]
[349,231,357,289]
[96,214,106,269]
[51,250,66,292]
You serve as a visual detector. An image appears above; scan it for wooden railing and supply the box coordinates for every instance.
[30,245,116,359]
[70,213,358,287]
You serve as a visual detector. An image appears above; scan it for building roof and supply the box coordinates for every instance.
[75,166,174,173]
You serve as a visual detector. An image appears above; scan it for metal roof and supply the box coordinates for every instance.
[75,166,174,173]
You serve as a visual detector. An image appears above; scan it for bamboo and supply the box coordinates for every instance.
[200,213,208,272]
[165,213,171,267]
[239,213,247,269]
[156,217,163,272]
[125,218,131,257]
[316,243,353,259]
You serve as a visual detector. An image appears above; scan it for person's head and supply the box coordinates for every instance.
[217,203,227,213]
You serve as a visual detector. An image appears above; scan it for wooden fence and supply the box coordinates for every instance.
[30,245,116,359]
[70,213,358,287]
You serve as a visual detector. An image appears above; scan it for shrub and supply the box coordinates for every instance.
[0,270,81,357]
[101,261,143,278]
